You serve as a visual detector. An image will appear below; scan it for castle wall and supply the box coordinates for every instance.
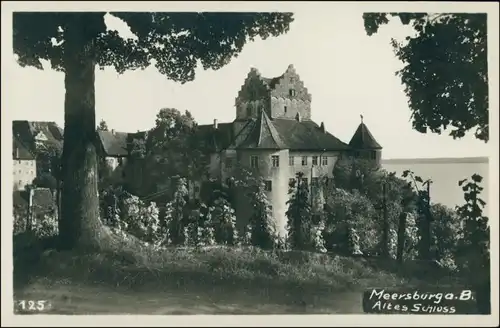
[269,65,312,120]
[235,69,271,121]
[228,149,290,238]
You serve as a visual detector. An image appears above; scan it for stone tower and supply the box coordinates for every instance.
[348,115,382,166]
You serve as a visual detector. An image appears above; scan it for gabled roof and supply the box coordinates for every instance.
[349,122,382,150]
[196,122,235,152]
[96,130,130,157]
[231,110,286,150]
[12,120,64,153]
[198,117,351,152]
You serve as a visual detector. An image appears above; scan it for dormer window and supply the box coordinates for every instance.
[289,89,296,97]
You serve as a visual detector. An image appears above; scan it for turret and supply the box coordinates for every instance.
[348,115,382,166]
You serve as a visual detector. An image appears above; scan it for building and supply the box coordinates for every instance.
[197,64,382,237]
[95,129,150,195]
[13,138,37,191]
[12,120,64,190]
[348,116,383,165]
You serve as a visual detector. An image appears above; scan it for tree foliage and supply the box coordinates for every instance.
[246,178,277,249]
[363,13,488,141]
[13,12,294,250]
[14,12,294,80]
[97,119,109,131]
[146,108,207,185]
[323,188,378,255]
[455,174,490,314]
[286,172,316,251]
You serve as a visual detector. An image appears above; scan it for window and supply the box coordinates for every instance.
[370,151,377,160]
[284,106,288,113]
[322,156,328,166]
[271,155,279,167]
[18,180,22,186]
[289,156,294,166]
[194,186,200,193]
[311,177,319,187]
[301,156,307,166]
[250,155,259,168]
[312,156,318,166]
[226,177,233,187]
[338,152,343,160]
[264,180,272,191]
[289,89,296,97]
[289,178,295,186]
[225,157,233,168]
[302,178,308,185]
[247,106,252,117]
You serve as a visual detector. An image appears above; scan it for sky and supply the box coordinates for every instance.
[6,7,493,159]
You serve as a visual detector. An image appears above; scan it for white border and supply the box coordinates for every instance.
[2,1,498,326]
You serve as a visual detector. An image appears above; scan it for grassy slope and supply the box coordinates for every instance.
[12,232,461,315]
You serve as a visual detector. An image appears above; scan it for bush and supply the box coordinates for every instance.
[32,212,58,239]
[286,172,315,251]
[100,186,162,247]
[323,188,378,255]
[183,203,215,247]
[210,197,238,245]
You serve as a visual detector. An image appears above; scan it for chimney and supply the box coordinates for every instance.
[213,119,218,129]
[320,122,325,133]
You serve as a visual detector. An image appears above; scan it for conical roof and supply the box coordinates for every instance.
[232,110,286,150]
[349,122,382,150]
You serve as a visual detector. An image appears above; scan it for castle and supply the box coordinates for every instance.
[12,65,383,237]
[196,64,382,237]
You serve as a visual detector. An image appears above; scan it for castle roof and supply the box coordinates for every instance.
[230,110,286,150]
[198,117,350,152]
[96,130,147,157]
[97,130,130,157]
[348,122,382,150]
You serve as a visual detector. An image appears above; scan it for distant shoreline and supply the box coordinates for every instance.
[381,157,489,165]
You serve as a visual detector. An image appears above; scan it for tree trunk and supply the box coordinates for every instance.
[396,211,407,263]
[381,183,389,258]
[59,19,102,250]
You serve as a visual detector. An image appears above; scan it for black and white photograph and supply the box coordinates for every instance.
[2,1,498,326]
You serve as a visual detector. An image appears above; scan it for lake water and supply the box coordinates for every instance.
[381,157,490,216]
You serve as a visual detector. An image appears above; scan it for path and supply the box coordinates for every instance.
[14,280,364,315]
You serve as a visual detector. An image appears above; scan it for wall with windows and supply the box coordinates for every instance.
[217,149,290,237]
[288,150,341,181]
[209,148,344,236]
[13,159,37,191]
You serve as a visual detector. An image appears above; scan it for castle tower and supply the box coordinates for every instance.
[224,109,290,238]
[348,115,382,166]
